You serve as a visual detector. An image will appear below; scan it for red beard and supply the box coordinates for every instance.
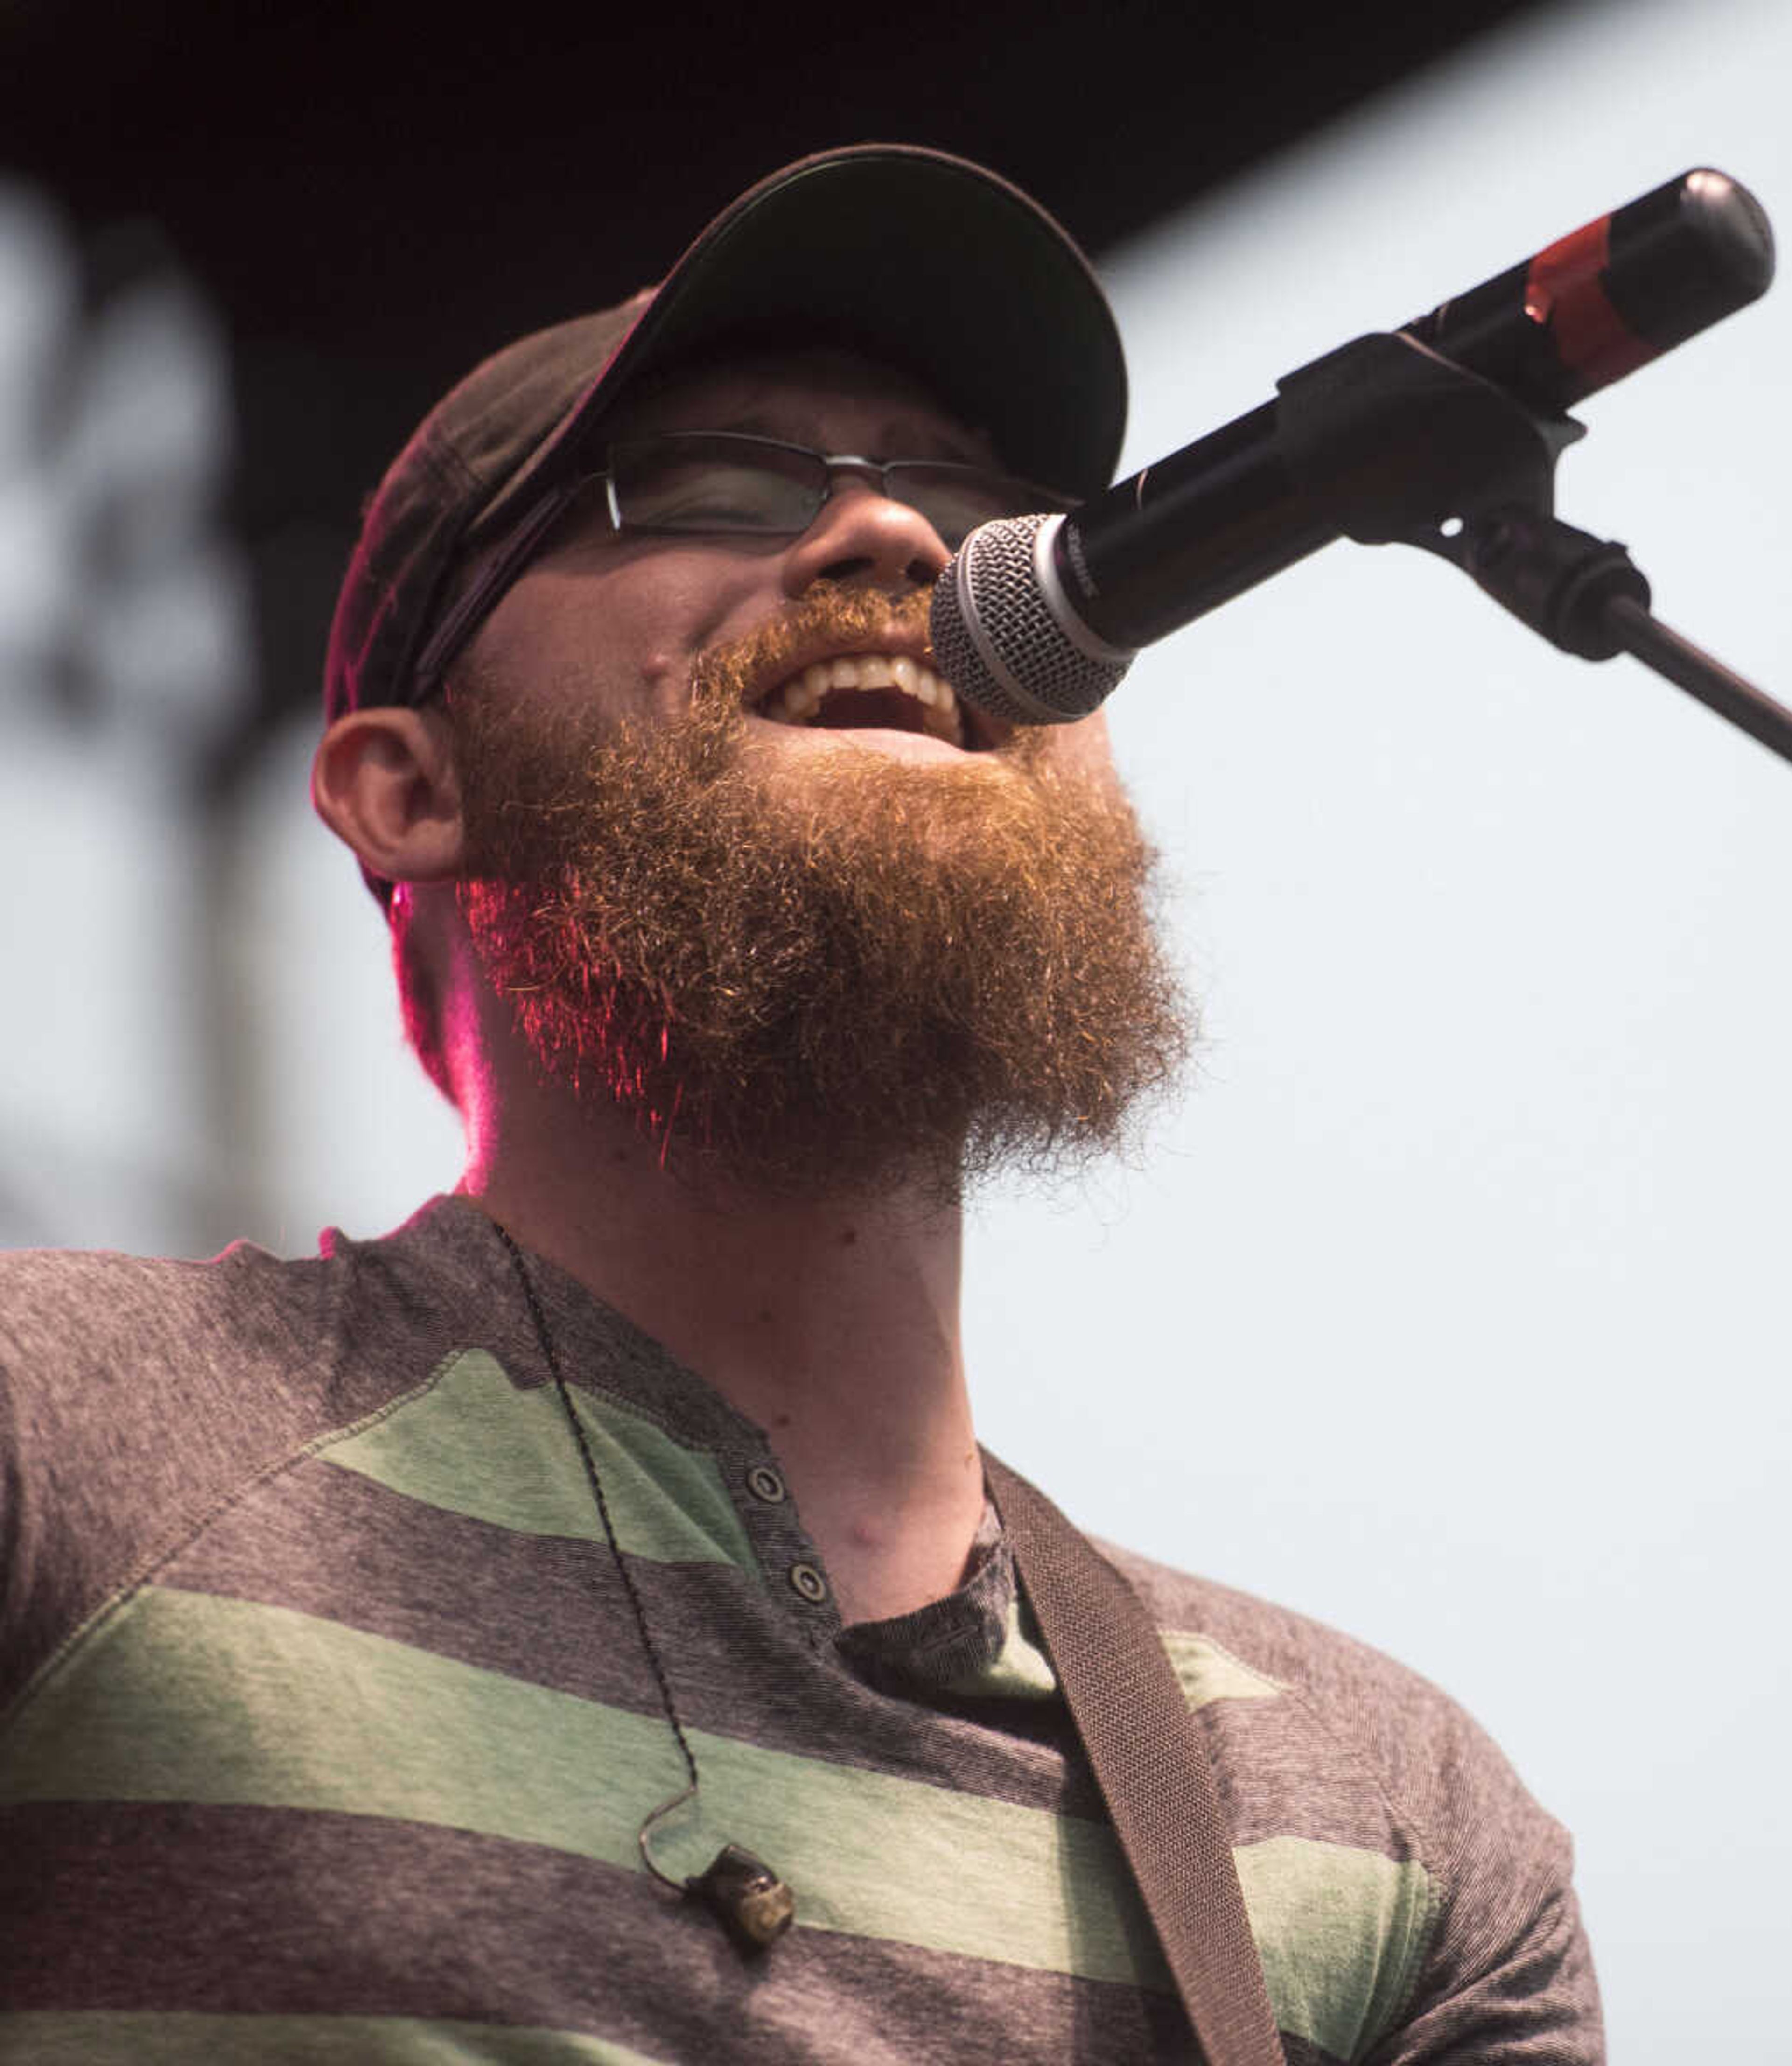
[449,582,1189,1198]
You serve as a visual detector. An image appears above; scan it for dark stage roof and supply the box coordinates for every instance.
[0,0,1551,742]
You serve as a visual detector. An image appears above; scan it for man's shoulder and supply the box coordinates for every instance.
[0,1233,323,1323]
[1107,1536,1460,1717]
[1085,1541,1599,2059]
[0,1202,505,1714]
[0,1196,490,1405]
[0,1236,341,1409]
[1100,1536,1570,1879]
[0,1198,497,1544]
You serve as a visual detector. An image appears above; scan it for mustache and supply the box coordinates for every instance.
[691,581,935,710]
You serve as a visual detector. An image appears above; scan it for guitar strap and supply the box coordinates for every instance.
[982,1450,1285,2066]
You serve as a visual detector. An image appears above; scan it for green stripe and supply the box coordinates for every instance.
[0,1586,1163,1988]
[0,2011,668,2064]
[1,1585,1433,2041]
[1160,1629,1285,1709]
[1239,1834,1435,2060]
[321,1348,756,1571]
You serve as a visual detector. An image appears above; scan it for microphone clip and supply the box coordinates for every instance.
[1275,329,1584,550]
[1274,329,1790,762]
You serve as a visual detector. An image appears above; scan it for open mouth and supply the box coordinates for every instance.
[751,653,968,749]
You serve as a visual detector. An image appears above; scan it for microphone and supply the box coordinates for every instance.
[931,168,1774,725]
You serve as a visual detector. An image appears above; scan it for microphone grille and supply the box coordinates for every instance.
[929,514,1132,726]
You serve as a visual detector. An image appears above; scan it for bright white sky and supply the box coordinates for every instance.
[6,0,1784,2053]
[968,3,1792,2056]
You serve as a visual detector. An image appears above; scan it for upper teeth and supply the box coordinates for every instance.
[758,654,961,743]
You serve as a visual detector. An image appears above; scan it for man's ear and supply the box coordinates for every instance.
[311,706,465,882]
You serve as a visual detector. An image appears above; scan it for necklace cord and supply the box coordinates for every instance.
[492,1219,701,1892]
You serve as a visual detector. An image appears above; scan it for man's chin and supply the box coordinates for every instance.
[452,621,1188,1200]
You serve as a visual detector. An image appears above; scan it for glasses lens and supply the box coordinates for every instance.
[609,436,824,534]
[885,463,1071,549]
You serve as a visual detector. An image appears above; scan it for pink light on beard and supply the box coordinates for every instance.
[448,579,1189,1199]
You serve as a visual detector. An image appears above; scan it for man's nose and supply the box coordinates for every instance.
[780,479,950,598]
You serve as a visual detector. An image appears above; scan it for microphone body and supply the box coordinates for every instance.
[931,168,1773,725]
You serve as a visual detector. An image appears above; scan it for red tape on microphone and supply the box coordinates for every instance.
[1524,215,1654,395]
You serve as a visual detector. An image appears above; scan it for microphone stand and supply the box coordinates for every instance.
[1274,333,1792,767]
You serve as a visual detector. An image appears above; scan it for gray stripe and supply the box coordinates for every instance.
[0,2019,662,2065]
[1198,1695,1431,1861]
[0,1801,1207,2064]
[161,1460,1106,1819]
[166,1456,1435,1867]
[163,1459,1439,1874]
[3,1586,1178,1990]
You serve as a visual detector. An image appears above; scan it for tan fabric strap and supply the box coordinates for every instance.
[983,1451,1285,2066]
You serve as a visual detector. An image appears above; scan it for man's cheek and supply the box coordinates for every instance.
[638,651,690,719]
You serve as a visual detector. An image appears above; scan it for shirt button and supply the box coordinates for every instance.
[788,1562,828,1604]
[746,1464,787,1504]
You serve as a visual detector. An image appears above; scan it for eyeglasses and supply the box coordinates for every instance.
[567,432,1077,552]
[411,432,1079,708]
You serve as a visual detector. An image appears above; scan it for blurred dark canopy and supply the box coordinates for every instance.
[0,0,1546,748]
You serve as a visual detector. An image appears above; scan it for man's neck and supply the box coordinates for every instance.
[458,1098,984,1627]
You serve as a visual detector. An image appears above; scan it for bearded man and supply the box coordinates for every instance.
[0,148,1602,2063]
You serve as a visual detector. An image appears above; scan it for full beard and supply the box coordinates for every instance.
[450,583,1189,1200]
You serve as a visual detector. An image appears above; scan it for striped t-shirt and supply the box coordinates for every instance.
[0,1196,1601,2062]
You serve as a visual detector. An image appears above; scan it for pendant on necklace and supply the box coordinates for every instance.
[686,1844,797,1953]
